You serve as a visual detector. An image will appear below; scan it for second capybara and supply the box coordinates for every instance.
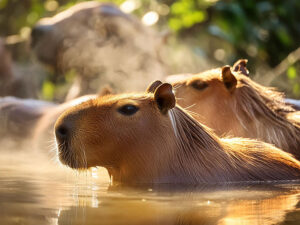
[169,60,300,160]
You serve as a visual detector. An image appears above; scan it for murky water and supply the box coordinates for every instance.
[1,151,300,225]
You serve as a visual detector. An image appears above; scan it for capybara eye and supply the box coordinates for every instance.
[118,104,139,116]
[190,80,208,91]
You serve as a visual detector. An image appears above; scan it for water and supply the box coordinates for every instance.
[1,151,300,225]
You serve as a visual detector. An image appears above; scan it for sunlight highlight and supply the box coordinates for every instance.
[142,11,159,26]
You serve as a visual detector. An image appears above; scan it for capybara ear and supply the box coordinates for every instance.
[146,80,163,93]
[221,66,237,92]
[233,59,249,76]
[154,83,176,114]
[98,85,114,96]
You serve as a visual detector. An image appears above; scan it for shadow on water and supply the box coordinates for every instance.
[1,151,300,225]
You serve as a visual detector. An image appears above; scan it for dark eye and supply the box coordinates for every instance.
[190,80,208,91]
[118,104,139,116]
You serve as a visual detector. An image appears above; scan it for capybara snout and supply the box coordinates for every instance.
[54,100,100,169]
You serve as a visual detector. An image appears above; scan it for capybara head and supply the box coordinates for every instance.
[170,60,300,160]
[171,59,294,136]
[31,1,164,93]
[54,81,176,181]
[170,64,243,137]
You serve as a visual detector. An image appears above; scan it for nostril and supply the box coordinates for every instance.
[56,125,69,141]
[58,126,68,136]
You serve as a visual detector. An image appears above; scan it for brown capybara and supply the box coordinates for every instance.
[54,81,300,184]
[169,60,300,160]
[31,1,165,99]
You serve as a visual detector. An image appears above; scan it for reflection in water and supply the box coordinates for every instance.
[1,151,300,225]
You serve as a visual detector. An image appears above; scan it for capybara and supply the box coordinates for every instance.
[54,81,300,184]
[170,60,300,160]
[31,1,165,99]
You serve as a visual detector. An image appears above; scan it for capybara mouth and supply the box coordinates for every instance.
[56,141,88,169]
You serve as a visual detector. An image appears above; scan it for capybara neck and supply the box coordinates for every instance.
[232,77,300,159]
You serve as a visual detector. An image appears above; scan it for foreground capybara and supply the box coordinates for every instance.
[31,1,165,99]
[169,60,300,160]
[54,81,300,184]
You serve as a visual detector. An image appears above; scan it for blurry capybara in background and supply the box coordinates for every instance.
[169,60,300,160]
[0,39,36,98]
[0,86,112,150]
[0,97,55,148]
[54,81,300,184]
[31,1,165,100]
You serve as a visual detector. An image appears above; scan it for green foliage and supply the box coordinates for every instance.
[42,80,55,100]
[167,0,300,97]
[169,0,208,31]
[1,0,300,98]
[167,0,300,67]
[287,66,297,80]
[287,65,300,97]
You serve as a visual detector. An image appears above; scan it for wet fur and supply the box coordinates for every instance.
[233,76,300,159]
[168,107,300,183]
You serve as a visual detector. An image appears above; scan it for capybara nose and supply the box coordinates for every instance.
[55,123,71,143]
[31,25,52,46]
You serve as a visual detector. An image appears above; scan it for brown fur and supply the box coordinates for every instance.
[31,2,165,98]
[54,82,300,184]
[171,63,300,160]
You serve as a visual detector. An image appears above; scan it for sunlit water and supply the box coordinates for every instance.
[1,151,300,225]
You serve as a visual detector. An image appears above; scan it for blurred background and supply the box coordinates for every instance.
[1,0,300,100]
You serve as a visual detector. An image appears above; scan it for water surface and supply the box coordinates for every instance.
[1,151,300,225]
